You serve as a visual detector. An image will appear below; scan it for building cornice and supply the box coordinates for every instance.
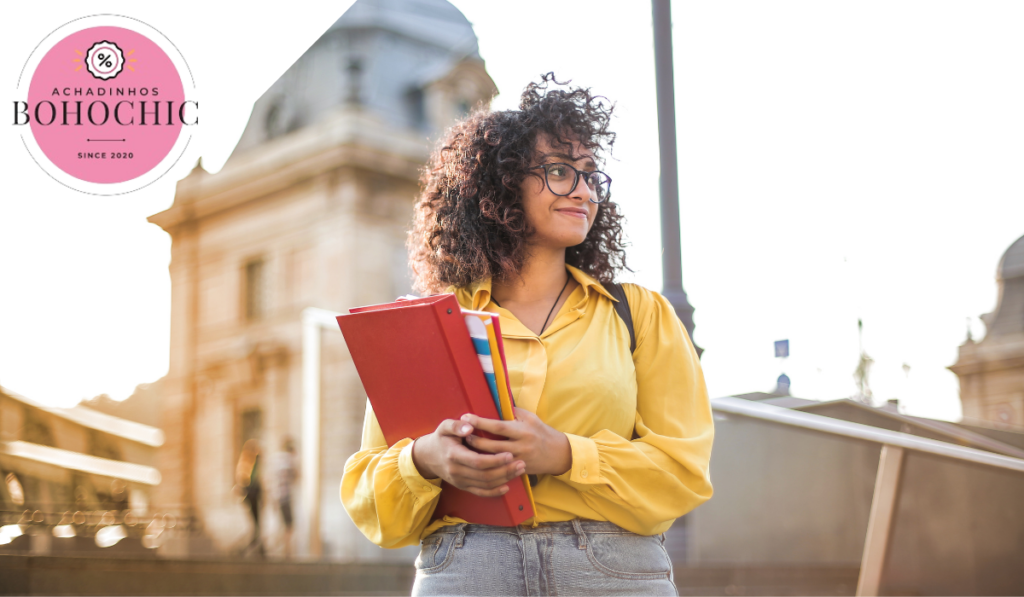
[0,387,164,447]
[149,109,431,233]
[950,334,1024,375]
[0,440,161,485]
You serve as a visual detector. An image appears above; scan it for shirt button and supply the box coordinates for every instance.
[581,470,588,479]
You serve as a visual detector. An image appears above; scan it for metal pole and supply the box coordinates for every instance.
[652,0,701,356]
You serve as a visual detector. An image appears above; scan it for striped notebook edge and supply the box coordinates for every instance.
[463,312,502,418]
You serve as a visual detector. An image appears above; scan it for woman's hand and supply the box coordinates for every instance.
[411,419,526,497]
[461,408,572,476]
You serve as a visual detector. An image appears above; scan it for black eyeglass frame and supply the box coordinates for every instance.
[527,163,613,204]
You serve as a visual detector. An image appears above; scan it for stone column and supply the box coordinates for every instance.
[158,219,199,511]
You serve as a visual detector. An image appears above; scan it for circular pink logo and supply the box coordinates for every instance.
[14,16,197,194]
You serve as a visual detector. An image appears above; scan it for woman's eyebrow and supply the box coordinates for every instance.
[539,152,575,162]
[540,152,598,166]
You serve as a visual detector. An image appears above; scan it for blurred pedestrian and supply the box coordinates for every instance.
[268,436,299,559]
[235,439,264,558]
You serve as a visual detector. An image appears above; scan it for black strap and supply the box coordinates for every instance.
[601,282,636,354]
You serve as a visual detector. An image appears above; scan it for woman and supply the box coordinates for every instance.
[236,439,265,558]
[341,74,713,596]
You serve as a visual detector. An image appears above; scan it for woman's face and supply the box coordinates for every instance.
[520,135,599,251]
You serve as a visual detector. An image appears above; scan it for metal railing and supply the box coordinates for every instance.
[713,397,1024,473]
[0,505,201,551]
[712,397,1024,596]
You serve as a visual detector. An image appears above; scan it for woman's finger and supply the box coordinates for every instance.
[437,418,474,438]
[476,461,525,485]
[449,445,511,470]
[464,434,514,455]
[464,484,510,498]
[461,414,516,437]
[450,461,524,487]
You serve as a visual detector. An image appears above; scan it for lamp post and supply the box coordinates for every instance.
[652,0,702,356]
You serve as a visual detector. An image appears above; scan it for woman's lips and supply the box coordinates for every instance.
[556,209,588,219]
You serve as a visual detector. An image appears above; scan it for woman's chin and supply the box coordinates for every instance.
[560,234,590,249]
[555,226,591,246]
[529,227,590,251]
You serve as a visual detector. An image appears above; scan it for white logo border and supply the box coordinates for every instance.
[15,14,198,197]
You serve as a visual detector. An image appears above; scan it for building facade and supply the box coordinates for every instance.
[951,233,1024,428]
[0,386,168,555]
[147,0,495,560]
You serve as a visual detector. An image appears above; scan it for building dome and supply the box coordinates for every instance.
[981,232,1024,338]
[332,0,480,58]
[952,231,1024,428]
[231,0,493,157]
[997,233,1024,280]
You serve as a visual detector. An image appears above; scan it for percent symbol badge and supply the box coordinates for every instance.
[85,40,125,80]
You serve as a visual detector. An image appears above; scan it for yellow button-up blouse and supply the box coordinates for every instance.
[340,265,714,548]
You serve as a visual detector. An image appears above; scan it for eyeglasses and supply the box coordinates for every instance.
[528,163,612,204]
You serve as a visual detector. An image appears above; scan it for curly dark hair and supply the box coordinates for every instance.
[407,73,630,294]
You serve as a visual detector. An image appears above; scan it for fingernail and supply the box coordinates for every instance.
[461,414,470,421]
[461,425,472,434]
[500,486,509,494]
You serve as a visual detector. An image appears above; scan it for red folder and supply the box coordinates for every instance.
[336,293,534,526]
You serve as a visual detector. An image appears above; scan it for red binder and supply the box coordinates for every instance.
[336,293,534,526]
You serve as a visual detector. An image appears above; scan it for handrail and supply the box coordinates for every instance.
[713,397,1024,473]
[795,399,1024,459]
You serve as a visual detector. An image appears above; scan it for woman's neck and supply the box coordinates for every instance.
[491,246,570,307]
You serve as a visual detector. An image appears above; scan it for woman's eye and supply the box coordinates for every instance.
[547,165,567,178]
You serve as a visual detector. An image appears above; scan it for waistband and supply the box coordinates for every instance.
[431,519,635,536]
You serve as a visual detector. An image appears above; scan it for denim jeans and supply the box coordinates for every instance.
[412,519,677,596]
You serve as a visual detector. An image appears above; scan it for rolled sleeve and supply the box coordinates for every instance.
[398,440,443,500]
[340,401,443,548]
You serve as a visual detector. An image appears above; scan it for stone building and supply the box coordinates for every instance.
[147,0,496,560]
[950,233,1024,428]
[0,385,166,555]
[0,386,162,510]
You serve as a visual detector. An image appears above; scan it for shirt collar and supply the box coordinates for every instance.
[450,265,618,310]
[566,265,618,303]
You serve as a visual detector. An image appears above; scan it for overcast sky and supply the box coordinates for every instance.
[2,1,1023,425]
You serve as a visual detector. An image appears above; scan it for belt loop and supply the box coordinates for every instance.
[571,518,587,550]
[454,523,467,549]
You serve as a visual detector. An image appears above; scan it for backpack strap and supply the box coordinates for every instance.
[601,282,636,354]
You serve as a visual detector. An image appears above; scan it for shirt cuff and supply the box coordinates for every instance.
[554,433,602,486]
[398,440,443,501]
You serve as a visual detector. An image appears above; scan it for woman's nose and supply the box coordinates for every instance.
[569,172,593,202]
